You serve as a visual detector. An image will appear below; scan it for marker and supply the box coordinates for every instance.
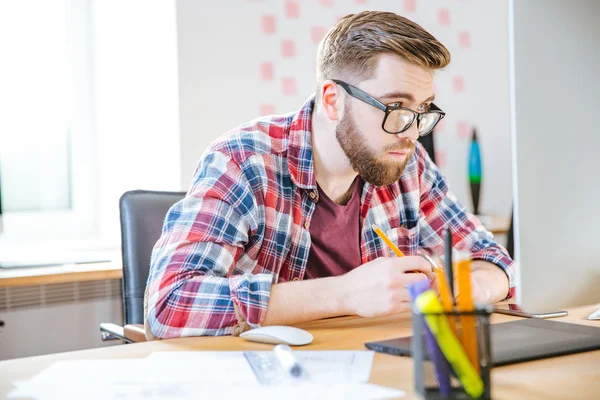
[273,344,306,379]
[456,258,479,373]
[408,280,451,397]
[436,267,457,335]
[415,290,484,399]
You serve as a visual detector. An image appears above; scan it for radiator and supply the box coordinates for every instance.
[0,279,124,360]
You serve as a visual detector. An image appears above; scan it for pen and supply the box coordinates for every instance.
[415,290,484,399]
[273,344,306,378]
[372,224,404,257]
[444,227,454,302]
[408,280,451,397]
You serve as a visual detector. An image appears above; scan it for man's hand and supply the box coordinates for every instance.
[458,260,510,304]
[341,256,434,317]
[262,256,433,327]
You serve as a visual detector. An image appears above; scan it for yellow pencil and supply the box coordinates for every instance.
[372,224,404,257]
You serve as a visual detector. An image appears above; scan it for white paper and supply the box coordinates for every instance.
[9,350,403,400]
[9,381,405,400]
[242,350,375,383]
[145,350,374,383]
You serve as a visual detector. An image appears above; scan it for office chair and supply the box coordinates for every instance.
[100,189,186,343]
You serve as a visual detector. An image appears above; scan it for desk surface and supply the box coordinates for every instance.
[1,304,599,399]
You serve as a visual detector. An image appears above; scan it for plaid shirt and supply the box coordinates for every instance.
[145,96,515,338]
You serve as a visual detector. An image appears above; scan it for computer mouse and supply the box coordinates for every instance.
[240,326,314,346]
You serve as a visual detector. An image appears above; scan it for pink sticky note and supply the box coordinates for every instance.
[459,31,471,48]
[260,62,273,80]
[453,76,465,93]
[403,0,416,12]
[311,26,327,45]
[261,15,276,34]
[282,77,297,96]
[260,104,276,116]
[285,1,300,19]
[457,121,470,138]
[319,0,333,6]
[281,40,295,57]
[438,9,451,26]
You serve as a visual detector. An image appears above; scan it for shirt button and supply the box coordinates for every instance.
[308,191,316,200]
[292,277,300,281]
[304,221,310,229]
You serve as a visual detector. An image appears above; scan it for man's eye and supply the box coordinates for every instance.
[388,102,403,108]
[419,104,431,112]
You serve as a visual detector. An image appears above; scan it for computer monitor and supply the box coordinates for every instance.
[508,0,600,310]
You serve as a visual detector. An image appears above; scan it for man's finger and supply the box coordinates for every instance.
[394,256,434,276]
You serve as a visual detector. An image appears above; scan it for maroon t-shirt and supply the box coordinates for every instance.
[305,177,363,279]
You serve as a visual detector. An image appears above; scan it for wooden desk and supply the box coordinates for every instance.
[1,304,599,399]
[0,259,122,288]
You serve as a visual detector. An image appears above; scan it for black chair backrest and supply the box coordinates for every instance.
[119,190,186,325]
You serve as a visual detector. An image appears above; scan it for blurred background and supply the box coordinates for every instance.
[0,0,513,359]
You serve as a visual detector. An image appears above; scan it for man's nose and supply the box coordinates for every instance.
[396,120,420,142]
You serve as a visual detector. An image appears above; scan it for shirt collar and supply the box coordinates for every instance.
[287,95,317,190]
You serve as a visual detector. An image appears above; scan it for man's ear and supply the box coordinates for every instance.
[319,81,341,121]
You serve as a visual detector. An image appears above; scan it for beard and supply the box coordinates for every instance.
[335,101,416,187]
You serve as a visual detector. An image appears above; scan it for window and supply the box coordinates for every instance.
[0,0,181,253]
[0,0,96,242]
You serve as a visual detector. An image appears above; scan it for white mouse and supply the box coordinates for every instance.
[240,326,313,346]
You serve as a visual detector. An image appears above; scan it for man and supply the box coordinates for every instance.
[145,11,514,339]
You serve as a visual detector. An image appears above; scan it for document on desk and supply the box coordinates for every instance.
[8,351,405,400]
[9,381,404,400]
[145,350,375,384]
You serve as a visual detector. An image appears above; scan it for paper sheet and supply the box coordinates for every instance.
[9,351,404,400]
[9,381,405,400]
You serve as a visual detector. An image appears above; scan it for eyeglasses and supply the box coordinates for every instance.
[332,79,445,137]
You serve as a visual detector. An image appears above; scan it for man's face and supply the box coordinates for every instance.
[335,54,435,187]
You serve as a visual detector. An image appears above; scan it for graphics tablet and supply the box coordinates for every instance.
[365,319,600,366]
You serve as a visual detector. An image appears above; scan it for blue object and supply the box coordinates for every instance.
[468,129,482,214]
[409,280,452,397]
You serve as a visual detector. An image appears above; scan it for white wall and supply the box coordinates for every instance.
[93,0,182,243]
[176,0,512,217]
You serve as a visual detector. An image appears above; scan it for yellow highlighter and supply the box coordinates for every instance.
[415,290,484,399]
[456,258,479,374]
[372,224,404,257]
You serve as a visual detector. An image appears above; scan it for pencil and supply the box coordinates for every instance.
[372,224,404,257]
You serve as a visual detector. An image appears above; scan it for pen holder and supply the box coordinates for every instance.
[411,306,493,400]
